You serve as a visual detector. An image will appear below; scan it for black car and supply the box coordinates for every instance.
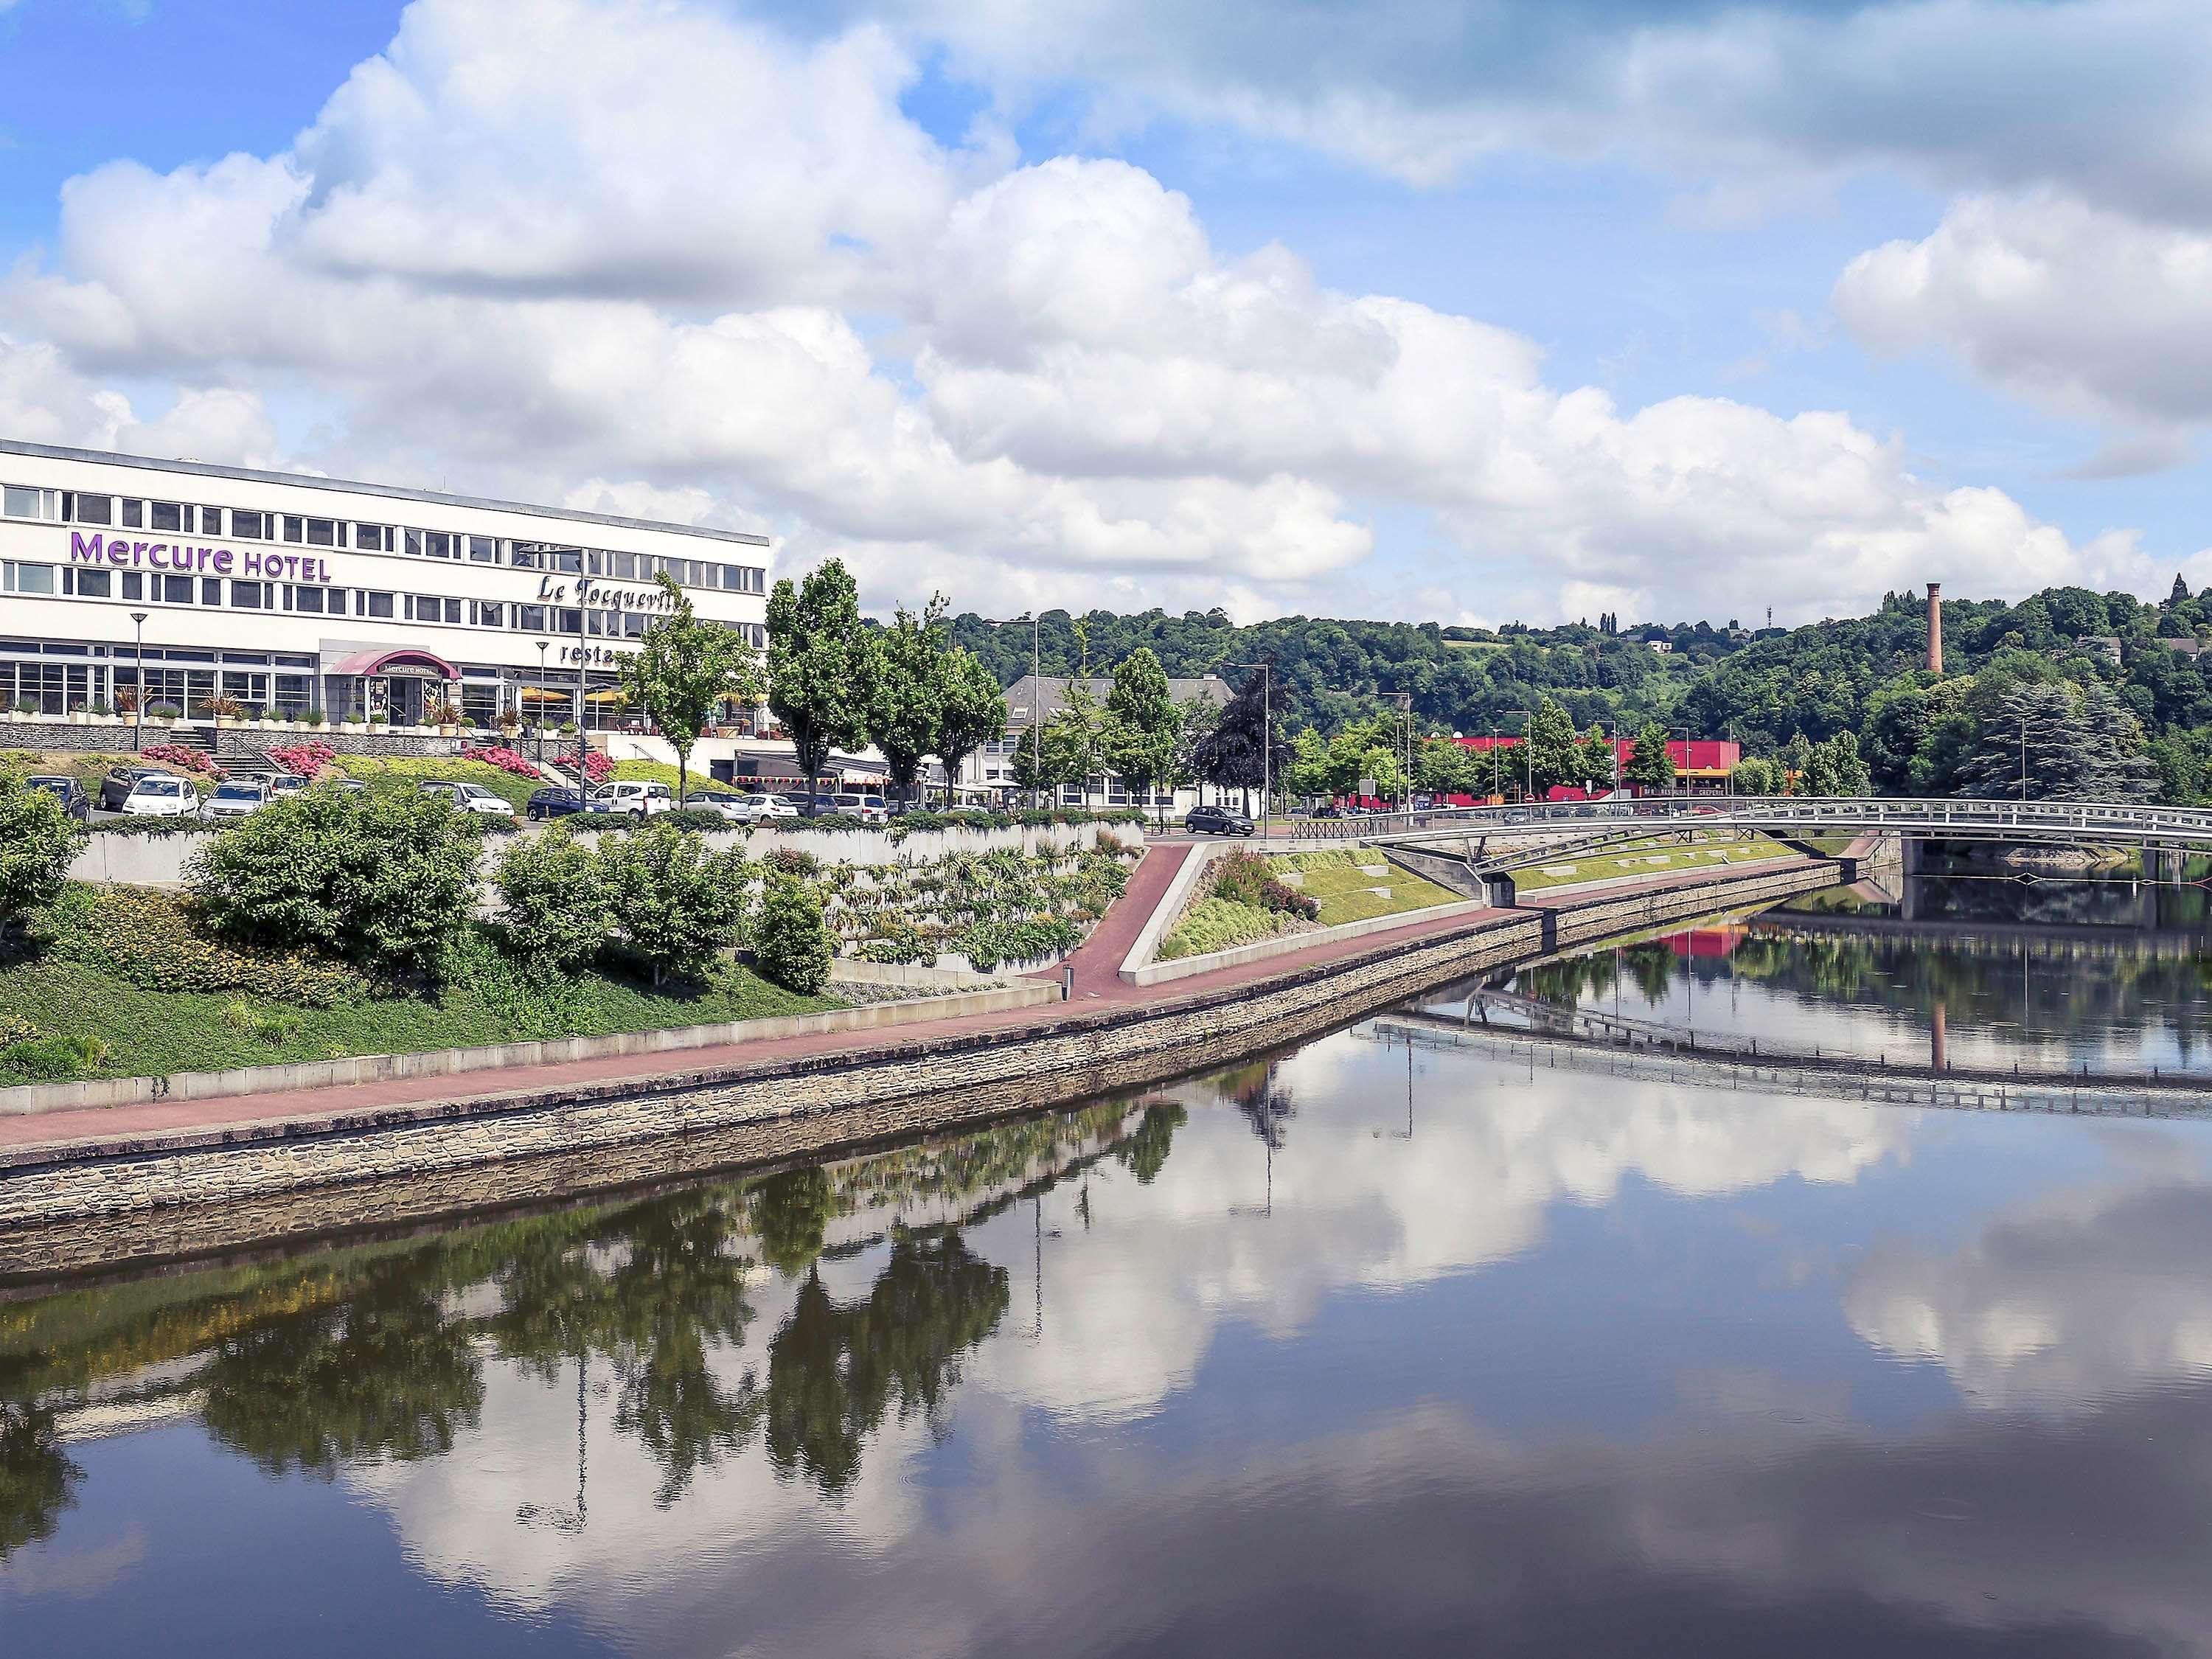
[1185,804,1256,836]
[27,773,90,820]
[526,785,589,821]
[98,764,167,812]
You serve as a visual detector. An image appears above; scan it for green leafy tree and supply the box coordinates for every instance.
[1576,723,1618,791]
[1953,684,2090,800]
[0,770,84,937]
[621,572,765,805]
[1102,647,1182,824]
[753,872,832,995]
[1008,720,1062,800]
[189,787,481,978]
[2079,681,2160,801]
[931,649,1008,810]
[1522,699,1582,796]
[1624,720,1674,796]
[1729,757,1778,796]
[767,559,869,813]
[493,824,610,974]
[1284,726,1332,800]
[866,596,950,810]
[596,821,744,984]
[1801,731,1873,796]
[1414,736,1478,798]
[1045,621,1105,808]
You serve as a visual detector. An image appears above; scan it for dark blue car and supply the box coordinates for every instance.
[526,785,590,821]
[27,773,90,820]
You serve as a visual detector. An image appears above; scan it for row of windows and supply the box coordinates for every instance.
[21,560,767,645]
[2,482,768,594]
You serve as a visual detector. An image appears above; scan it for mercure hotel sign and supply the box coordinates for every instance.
[69,531,333,584]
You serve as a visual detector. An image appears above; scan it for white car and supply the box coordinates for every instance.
[830,791,889,824]
[418,779,518,818]
[119,774,198,817]
[588,779,674,817]
[735,792,799,822]
[201,780,271,819]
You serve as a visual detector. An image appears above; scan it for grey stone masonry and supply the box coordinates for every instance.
[0,856,1846,1271]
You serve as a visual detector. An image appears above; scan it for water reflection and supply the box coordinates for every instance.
[10,964,2212,1654]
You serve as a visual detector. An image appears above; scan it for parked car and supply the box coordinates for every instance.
[684,790,752,824]
[830,791,889,824]
[25,773,89,820]
[418,779,519,818]
[201,780,271,820]
[737,793,800,822]
[99,763,169,812]
[266,773,310,800]
[116,773,198,817]
[526,785,590,821]
[1185,804,1256,837]
[588,779,674,818]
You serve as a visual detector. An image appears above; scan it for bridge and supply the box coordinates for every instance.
[1339,796,2212,902]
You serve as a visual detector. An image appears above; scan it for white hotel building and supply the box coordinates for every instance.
[0,440,770,730]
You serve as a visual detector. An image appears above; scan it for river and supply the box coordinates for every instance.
[8,874,2212,1655]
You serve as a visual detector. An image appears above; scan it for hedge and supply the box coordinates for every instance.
[36,885,375,1006]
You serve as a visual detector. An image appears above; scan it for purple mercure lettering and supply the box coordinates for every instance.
[69,531,104,561]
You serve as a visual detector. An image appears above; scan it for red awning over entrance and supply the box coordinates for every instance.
[324,647,460,681]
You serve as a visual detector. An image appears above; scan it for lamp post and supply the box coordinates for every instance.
[985,613,1042,810]
[129,611,147,752]
[535,639,549,765]
[1501,709,1533,803]
[1378,691,1412,818]
[1669,725,1691,807]
[1229,662,1273,837]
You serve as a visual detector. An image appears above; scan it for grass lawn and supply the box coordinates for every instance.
[0,953,842,1084]
[1509,832,1797,893]
[334,754,548,810]
[1268,850,1461,925]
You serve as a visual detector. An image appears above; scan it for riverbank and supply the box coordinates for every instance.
[0,847,1850,1273]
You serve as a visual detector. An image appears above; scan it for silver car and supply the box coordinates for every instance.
[201,780,271,819]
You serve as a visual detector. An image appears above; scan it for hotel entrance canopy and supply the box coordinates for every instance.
[324,647,460,681]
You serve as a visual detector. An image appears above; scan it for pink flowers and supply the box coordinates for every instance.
[267,741,339,779]
[582,751,613,784]
[461,744,545,779]
[140,742,220,777]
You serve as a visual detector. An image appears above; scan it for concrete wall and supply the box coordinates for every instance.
[0,855,1843,1251]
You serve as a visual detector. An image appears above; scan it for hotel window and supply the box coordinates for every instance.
[198,505,223,535]
[122,499,145,529]
[2,560,56,594]
[150,501,184,533]
[467,535,498,563]
[358,590,395,619]
[471,600,506,627]
[305,518,337,548]
[517,604,547,632]
[231,510,266,539]
[423,531,454,560]
[160,574,194,605]
[69,493,113,526]
[229,581,270,609]
[355,524,391,552]
[2,486,60,521]
[201,577,222,606]
[408,594,462,624]
[121,571,143,600]
[608,550,637,580]
[555,608,582,634]
[69,567,111,598]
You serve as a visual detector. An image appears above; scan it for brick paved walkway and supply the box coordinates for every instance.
[0,848,1816,1161]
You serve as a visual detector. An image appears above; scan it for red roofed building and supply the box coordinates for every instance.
[1451,733,1741,797]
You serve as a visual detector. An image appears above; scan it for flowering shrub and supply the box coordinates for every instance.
[1211,849,1321,920]
[583,751,613,785]
[139,743,219,778]
[267,741,338,779]
[461,744,543,779]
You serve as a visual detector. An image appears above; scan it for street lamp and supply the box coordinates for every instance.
[1379,691,1412,818]
[535,639,549,765]
[129,611,148,752]
[1669,725,1690,807]
[1501,709,1533,803]
[985,613,1042,810]
[1229,662,1273,837]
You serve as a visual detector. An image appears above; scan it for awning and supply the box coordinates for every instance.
[516,686,569,702]
[324,647,459,681]
[585,688,631,703]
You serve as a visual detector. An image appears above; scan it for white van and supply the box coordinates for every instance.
[588,779,675,818]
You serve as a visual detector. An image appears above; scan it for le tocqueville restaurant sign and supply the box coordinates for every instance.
[70,531,334,584]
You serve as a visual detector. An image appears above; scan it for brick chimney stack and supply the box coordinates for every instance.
[1927,582,1944,675]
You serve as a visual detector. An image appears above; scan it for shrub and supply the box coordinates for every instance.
[459,743,543,779]
[38,885,372,1005]
[753,871,832,994]
[0,770,86,933]
[1157,897,1285,961]
[766,846,819,877]
[660,808,731,834]
[596,821,745,984]
[1,1032,110,1082]
[494,825,610,974]
[187,787,481,978]
[855,918,933,964]
[0,1011,37,1048]
[957,916,1077,971]
[147,703,181,719]
[140,742,218,777]
[1211,849,1320,921]
[267,741,338,779]
[221,998,306,1046]
[304,708,327,725]
[582,751,613,785]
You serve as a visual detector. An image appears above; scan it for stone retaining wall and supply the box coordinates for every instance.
[0,855,1845,1260]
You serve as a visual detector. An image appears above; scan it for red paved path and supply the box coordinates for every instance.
[0,846,1814,1161]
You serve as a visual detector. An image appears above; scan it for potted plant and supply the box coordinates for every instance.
[367,712,389,727]
[305,706,329,731]
[66,701,88,726]
[206,695,243,728]
[148,702,181,726]
[89,700,114,721]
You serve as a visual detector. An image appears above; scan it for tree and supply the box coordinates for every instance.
[1624,720,1674,796]
[767,560,869,815]
[596,821,745,984]
[1043,620,1105,808]
[0,770,83,937]
[1102,647,1181,824]
[1284,726,1332,800]
[1193,667,1289,811]
[864,596,950,810]
[1576,723,1618,792]
[1953,683,2093,800]
[749,1166,835,1279]
[494,824,609,974]
[930,648,1008,810]
[1007,721,1063,801]
[754,872,832,995]
[1414,735,1478,799]
[2174,574,2192,605]
[621,572,764,806]
[1801,731,1872,797]
[1522,699,1582,796]
[2079,681,2160,801]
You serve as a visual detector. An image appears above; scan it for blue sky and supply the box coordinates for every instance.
[0,0,2206,627]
